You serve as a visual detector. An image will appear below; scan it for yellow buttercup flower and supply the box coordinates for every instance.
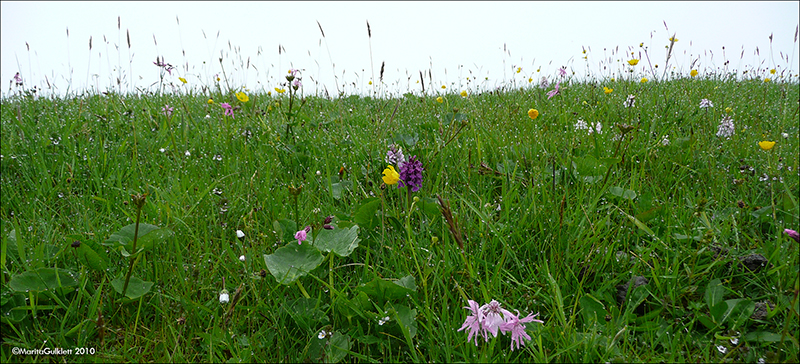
[628,59,639,66]
[770,69,776,74]
[236,91,249,102]
[603,86,613,94]
[207,98,214,104]
[382,165,400,185]
[691,69,698,77]
[441,85,446,89]
[436,96,443,103]
[275,87,286,94]
[640,77,648,83]
[764,78,771,83]
[527,109,539,120]
[758,141,776,151]
[460,90,467,97]
[639,42,644,47]
[369,80,372,85]
[179,77,187,84]
[669,36,679,42]
[528,77,533,83]
[516,67,522,73]
[725,107,732,113]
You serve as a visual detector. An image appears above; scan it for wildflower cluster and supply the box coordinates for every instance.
[716,116,735,138]
[383,145,424,192]
[385,143,407,169]
[458,299,543,351]
[398,156,424,192]
[699,98,714,108]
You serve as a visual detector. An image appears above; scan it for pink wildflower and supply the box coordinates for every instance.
[785,229,799,243]
[294,226,311,245]
[480,300,514,339]
[220,102,234,118]
[547,82,561,100]
[499,311,544,351]
[457,300,485,346]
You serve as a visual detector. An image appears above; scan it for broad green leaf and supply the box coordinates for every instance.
[8,267,79,292]
[724,299,755,330]
[68,235,108,271]
[356,276,416,305]
[394,275,417,292]
[104,223,173,254]
[330,180,352,200]
[609,186,637,200]
[393,303,418,339]
[314,225,361,257]
[327,332,351,363]
[353,198,381,229]
[273,219,298,244]
[110,276,153,299]
[285,297,329,331]
[710,301,728,324]
[0,292,27,323]
[744,331,784,343]
[263,243,324,285]
[704,279,725,311]
[3,229,20,265]
[580,294,608,325]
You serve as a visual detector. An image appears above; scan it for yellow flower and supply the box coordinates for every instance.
[528,77,533,83]
[441,85,446,89]
[527,109,539,120]
[216,76,221,82]
[770,69,776,74]
[516,67,522,73]
[369,80,372,85]
[382,165,400,185]
[460,90,467,97]
[610,77,615,81]
[758,141,776,151]
[603,86,613,94]
[179,77,187,84]
[691,69,698,77]
[236,91,249,102]
[725,107,732,113]
[275,87,286,94]
[669,36,679,42]
[628,59,639,66]
[436,96,443,103]
[639,42,644,47]
[640,77,648,83]
[207,98,214,104]
[764,78,771,83]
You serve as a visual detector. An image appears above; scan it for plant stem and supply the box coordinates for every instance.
[122,195,144,297]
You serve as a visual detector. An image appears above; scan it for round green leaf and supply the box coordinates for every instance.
[263,243,324,285]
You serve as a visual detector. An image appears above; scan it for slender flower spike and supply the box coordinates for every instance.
[699,99,714,108]
[527,109,539,120]
[499,311,544,351]
[385,144,407,168]
[716,116,735,138]
[382,165,400,185]
[236,91,249,102]
[691,69,699,77]
[398,156,424,192]
[546,82,560,100]
[458,300,485,346]
[624,95,636,108]
[758,141,776,150]
[784,229,800,243]
[628,59,640,66]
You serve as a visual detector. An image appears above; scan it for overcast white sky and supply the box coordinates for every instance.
[1,1,798,97]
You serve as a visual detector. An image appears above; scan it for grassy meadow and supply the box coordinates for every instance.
[1,30,799,363]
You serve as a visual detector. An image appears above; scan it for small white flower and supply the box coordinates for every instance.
[316,170,321,176]
[236,230,245,239]
[184,150,191,157]
[574,119,588,130]
[213,154,223,161]
[699,98,714,108]
[716,345,727,354]
[205,114,211,119]
[758,358,765,364]
[730,337,739,345]
[378,316,390,325]
[782,132,789,139]
[159,148,166,153]
[219,289,230,304]
[661,135,670,146]
[588,121,602,135]
[318,330,327,339]
[239,255,246,262]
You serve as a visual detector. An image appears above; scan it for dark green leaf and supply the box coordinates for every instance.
[110,276,153,299]
[8,268,79,293]
[263,242,324,285]
[314,225,361,257]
